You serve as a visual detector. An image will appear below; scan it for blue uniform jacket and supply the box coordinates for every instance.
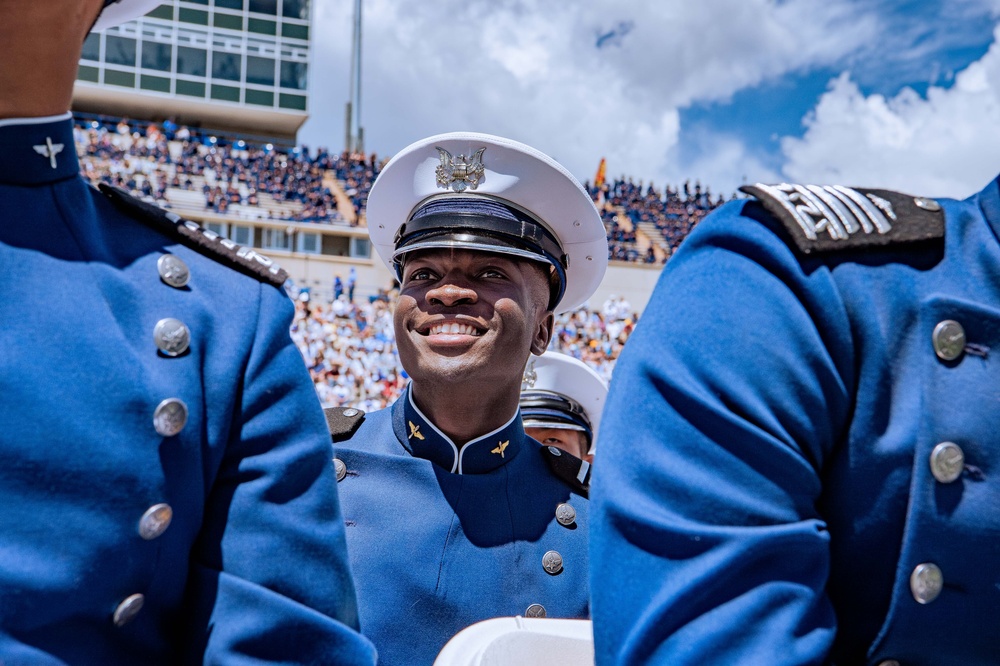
[0,116,375,664]
[591,177,1000,665]
[334,388,589,665]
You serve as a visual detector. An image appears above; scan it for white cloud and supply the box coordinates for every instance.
[300,0,874,188]
[781,26,1000,199]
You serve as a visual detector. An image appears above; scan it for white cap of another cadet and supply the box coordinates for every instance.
[366,132,608,314]
[91,0,163,31]
[520,352,608,456]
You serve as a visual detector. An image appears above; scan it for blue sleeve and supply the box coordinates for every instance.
[186,283,376,665]
[590,201,854,665]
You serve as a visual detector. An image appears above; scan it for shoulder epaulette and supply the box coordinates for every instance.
[540,445,591,498]
[98,184,289,287]
[325,407,366,443]
[739,182,944,255]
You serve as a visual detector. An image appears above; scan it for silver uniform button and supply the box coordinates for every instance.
[154,318,191,357]
[929,441,964,484]
[914,196,941,212]
[932,320,965,361]
[542,550,564,575]
[525,604,547,618]
[153,398,188,437]
[555,503,576,526]
[910,562,944,604]
[157,254,190,288]
[547,446,562,457]
[334,457,347,482]
[113,593,145,627]
[138,503,173,540]
[342,407,359,417]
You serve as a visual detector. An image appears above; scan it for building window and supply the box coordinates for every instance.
[214,12,243,30]
[248,17,277,35]
[212,51,241,81]
[141,41,173,71]
[281,22,308,40]
[298,232,321,254]
[205,222,228,238]
[280,60,307,89]
[176,79,206,97]
[177,46,207,76]
[350,237,371,259]
[178,7,209,24]
[231,225,254,246]
[215,0,244,9]
[245,89,275,106]
[106,35,137,67]
[279,93,306,111]
[282,0,309,19]
[246,56,275,86]
[249,0,278,15]
[104,69,136,88]
[140,74,171,92]
[262,228,292,251]
[211,84,241,102]
[81,34,101,61]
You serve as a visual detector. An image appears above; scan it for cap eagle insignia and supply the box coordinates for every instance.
[435,147,486,192]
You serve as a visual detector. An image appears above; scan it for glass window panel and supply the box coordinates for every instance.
[279,92,306,111]
[176,79,206,97]
[350,237,371,259]
[105,36,137,66]
[245,88,275,106]
[140,74,171,92]
[105,69,136,87]
[246,56,275,86]
[178,7,209,24]
[248,0,278,15]
[141,41,172,71]
[214,12,243,30]
[215,0,243,8]
[280,60,307,90]
[282,0,308,19]
[177,46,207,76]
[248,18,277,35]
[81,34,101,61]
[281,22,308,40]
[148,4,174,19]
[232,225,253,246]
[212,52,241,81]
[211,84,241,102]
[77,65,100,83]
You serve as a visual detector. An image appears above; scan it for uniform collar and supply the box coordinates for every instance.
[392,386,523,474]
[0,113,79,186]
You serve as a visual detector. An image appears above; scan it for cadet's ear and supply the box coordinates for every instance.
[531,311,554,356]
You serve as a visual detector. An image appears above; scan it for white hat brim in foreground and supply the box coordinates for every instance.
[367,132,608,314]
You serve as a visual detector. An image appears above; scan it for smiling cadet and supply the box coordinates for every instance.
[324,132,608,665]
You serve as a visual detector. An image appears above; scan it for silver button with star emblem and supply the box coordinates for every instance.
[154,318,191,357]
[555,503,577,526]
[138,503,173,540]
[153,398,188,437]
[343,408,359,418]
[929,441,964,484]
[525,603,547,618]
[334,458,347,482]
[932,320,965,361]
[914,196,941,212]
[542,550,564,575]
[157,254,190,288]
[547,446,562,457]
[910,562,943,604]
[113,593,145,627]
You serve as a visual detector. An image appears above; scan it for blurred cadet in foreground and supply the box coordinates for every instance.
[0,1,374,662]
[591,177,1000,664]
[521,351,607,465]
[324,131,608,665]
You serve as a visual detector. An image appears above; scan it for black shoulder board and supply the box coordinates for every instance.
[98,184,289,288]
[739,182,944,255]
[540,445,591,499]
[325,407,366,443]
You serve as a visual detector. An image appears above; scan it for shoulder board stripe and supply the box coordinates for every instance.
[740,182,944,255]
[98,184,289,288]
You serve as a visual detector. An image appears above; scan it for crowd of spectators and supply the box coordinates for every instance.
[288,287,637,410]
[73,114,734,266]
[588,177,731,264]
[74,115,380,225]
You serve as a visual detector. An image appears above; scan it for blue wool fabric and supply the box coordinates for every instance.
[334,387,590,665]
[0,116,375,664]
[590,176,1000,665]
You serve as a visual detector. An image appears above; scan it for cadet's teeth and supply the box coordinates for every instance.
[428,323,480,336]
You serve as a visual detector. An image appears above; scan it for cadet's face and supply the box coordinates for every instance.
[527,427,591,462]
[394,248,553,389]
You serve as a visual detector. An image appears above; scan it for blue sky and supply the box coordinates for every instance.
[302,0,1000,198]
